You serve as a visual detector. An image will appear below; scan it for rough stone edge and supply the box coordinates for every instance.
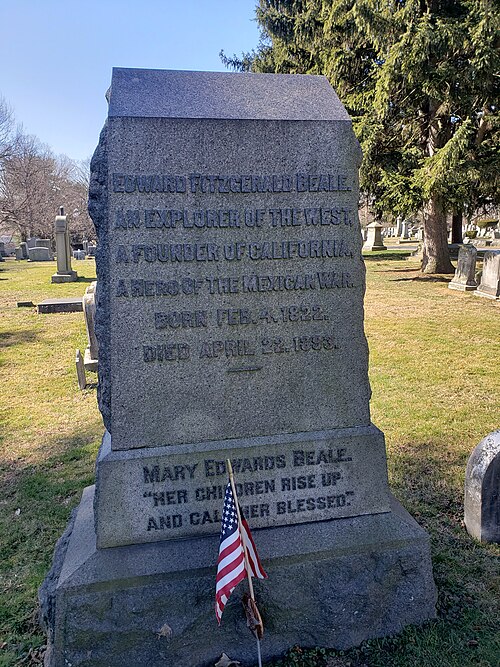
[38,507,78,667]
[88,122,111,432]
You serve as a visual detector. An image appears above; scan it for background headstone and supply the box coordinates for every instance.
[464,430,500,544]
[40,69,436,667]
[20,242,28,259]
[363,221,387,251]
[52,207,78,283]
[83,281,98,371]
[75,349,87,390]
[400,221,410,240]
[28,246,52,261]
[448,245,477,291]
[37,297,83,314]
[475,250,500,299]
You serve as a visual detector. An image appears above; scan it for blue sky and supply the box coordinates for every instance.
[0,0,260,161]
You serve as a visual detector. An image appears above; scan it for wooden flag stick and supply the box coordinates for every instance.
[226,459,255,601]
[227,459,264,667]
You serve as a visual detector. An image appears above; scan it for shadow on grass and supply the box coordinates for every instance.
[0,424,101,503]
[363,252,413,261]
[0,329,38,349]
[264,440,500,666]
[390,276,451,283]
[76,277,96,284]
[376,267,421,273]
[389,438,498,621]
[0,423,102,663]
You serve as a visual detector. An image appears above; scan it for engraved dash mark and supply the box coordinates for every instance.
[227,366,263,373]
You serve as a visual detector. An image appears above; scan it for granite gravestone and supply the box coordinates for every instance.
[448,245,478,291]
[36,238,52,251]
[40,69,436,667]
[28,246,52,261]
[464,430,500,543]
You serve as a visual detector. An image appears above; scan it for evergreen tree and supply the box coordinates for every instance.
[224,0,499,273]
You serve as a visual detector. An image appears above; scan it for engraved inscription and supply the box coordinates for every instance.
[112,173,352,194]
[111,167,361,386]
[134,445,361,536]
[115,239,353,264]
[114,207,354,229]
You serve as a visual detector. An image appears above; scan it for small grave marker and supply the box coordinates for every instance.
[448,245,478,291]
[464,430,500,544]
[475,250,500,299]
[75,349,87,390]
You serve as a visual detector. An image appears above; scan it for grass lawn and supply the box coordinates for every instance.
[0,255,499,667]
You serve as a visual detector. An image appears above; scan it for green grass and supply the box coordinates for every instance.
[0,259,101,666]
[0,257,499,667]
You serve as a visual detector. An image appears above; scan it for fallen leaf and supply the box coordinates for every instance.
[156,623,172,639]
[215,653,241,666]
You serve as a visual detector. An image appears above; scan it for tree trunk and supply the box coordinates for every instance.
[451,210,463,244]
[421,194,455,273]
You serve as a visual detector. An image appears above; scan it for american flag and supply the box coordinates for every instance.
[215,482,267,624]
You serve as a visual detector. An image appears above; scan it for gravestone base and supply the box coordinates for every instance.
[40,486,436,667]
[51,270,78,284]
[474,286,500,300]
[83,347,98,372]
[363,243,387,251]
[448,281,477,292]
[93,427,392,549]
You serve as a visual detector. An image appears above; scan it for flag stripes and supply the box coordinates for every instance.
[241,518,267,580]
[215,482,267,624]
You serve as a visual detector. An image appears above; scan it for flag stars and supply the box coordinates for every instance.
[216,479,267,624]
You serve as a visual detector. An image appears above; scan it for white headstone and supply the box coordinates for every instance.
[475,250,500,299]
[52,208,78,283]
[448,245,477,291]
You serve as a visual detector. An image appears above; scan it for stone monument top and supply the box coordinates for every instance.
[97,68,368,453]
[108,67,351,121]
